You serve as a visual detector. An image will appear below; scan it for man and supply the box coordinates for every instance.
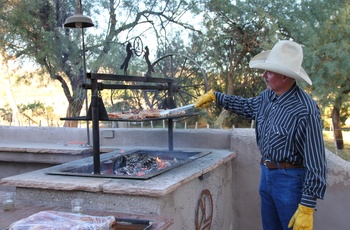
[195,40,326,230]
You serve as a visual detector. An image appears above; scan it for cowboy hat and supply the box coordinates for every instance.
[249,40,312,85]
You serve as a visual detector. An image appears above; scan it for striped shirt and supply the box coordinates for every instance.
[214,83,326,208]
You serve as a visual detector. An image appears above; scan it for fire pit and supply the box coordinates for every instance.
[46,149,211,179]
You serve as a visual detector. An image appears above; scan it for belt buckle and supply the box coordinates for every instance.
[263,159,271,168]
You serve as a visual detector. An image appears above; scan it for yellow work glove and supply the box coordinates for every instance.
[194,89,216,108]
[288,204,314,230]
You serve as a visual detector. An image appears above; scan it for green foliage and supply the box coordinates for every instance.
[0,101,57,125]
[19,101,46,117]
[1,0,204,126]
[299,1,350,125]
[0,104,13,123]
[1,0,350,129]
[195,0,279,126]
[194,0,350,128]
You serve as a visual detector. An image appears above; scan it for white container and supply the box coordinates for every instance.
[3,192,15,211]
[71,198,84,214]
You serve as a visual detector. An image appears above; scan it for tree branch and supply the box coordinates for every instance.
[55,74,73,104]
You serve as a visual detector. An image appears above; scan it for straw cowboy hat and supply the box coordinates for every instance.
[249,40,312,85]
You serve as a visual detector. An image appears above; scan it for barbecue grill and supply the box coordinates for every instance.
[59,53,208,177]
[46,149,211,179]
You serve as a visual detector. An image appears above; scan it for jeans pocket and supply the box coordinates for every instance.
[280,168,305,189]
[280,168,305,178]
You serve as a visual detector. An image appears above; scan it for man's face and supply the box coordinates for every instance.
[262,70,285,93]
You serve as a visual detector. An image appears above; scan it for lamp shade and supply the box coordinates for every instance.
[64,14,94,28]
[64,0,94,28]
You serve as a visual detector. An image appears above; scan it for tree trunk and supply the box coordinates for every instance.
[332,106,344,150]
[64,97,85,127]
[4,78,21,125]
[1,54,21,125]
[55,74,85,127]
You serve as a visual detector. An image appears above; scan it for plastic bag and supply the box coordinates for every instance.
[9,210,116,230]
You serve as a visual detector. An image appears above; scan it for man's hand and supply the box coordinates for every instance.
[194,90,216,108]
[288,204,314,230]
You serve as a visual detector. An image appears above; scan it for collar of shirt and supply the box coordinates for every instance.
[268,82,298,106]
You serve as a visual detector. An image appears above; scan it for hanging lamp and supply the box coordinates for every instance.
[64,0,94,28]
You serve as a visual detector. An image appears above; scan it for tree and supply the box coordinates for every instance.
[197,0,286,127]
[0,1,22,125]
[295,0,350,149]
[0,54,22,126]
[197,0,350,137]
[0,0,202,127]
[1,0,84,126]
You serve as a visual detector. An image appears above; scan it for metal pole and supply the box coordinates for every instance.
[82,27,90,146]
[168,118,173,151]
[91,75,100,174]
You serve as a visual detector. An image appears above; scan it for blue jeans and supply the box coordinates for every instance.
[259,164,306,230]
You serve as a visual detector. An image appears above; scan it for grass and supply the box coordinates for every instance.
[323,131,350,162]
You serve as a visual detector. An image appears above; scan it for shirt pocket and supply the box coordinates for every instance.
[269,125,288,151]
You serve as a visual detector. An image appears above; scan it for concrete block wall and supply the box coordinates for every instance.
[0,126,88,145]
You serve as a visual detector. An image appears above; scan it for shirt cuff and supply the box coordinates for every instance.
[300,194,317,208]
[214,92,225,105]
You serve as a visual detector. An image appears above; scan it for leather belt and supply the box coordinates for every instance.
[261,158,303,169]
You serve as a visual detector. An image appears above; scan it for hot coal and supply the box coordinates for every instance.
[113,153,173,176]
